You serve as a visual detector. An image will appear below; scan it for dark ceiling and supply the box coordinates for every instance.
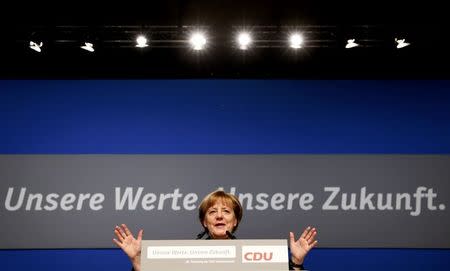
[1,0,448,78]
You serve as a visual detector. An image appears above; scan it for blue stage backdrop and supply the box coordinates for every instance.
[1,80,450,270]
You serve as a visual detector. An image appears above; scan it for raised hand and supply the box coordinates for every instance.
[113,224,143,271]
[289,226,318,265]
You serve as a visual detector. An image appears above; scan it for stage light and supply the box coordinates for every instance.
[29,41,43,52]
[395,38,410,49]
[345,39,359,48]
[289,33,303,49]
[189,32,207,50]
[81,42,94,52]
[136,35,148,48]
[237,32,252,50]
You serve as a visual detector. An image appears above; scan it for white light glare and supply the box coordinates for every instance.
[395,38,410,49]
[29,41,43,52]
[190,32,207,50]
[81,42,94,52]
[237,32,252,50]
[136,36,148,48]
[345,39,359,49]
[289,33,303,49]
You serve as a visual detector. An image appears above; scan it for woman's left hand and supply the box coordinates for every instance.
[289,226,318,265]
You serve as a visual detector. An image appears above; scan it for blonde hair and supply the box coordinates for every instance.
[198,190,243,233]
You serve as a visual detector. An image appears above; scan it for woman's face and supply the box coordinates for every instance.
[203,199,237,239]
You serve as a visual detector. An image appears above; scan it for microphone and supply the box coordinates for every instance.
[196,229,208,239]
[226,231,236,239]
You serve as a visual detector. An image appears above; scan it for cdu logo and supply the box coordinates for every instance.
[241,245,287,263]
[244,252,273,261]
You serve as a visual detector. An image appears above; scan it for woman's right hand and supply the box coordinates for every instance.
[113,224,143,271]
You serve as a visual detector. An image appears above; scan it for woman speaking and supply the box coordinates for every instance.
[114,190,318,271]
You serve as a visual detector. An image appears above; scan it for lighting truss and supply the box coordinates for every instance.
[12,24,424,52]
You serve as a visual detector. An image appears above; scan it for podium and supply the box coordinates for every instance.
[141,239,289,271]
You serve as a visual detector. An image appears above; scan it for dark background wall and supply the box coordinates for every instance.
[1,1,449,79]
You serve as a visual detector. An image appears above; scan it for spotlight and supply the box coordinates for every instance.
[81,42,95,52]
[136,35,148,48]
[345,39,359,48]
[289,33,303,49]
[237,32,252,50]
[29,41,43,52]
[395,38,410,49]
[189,32,207,50]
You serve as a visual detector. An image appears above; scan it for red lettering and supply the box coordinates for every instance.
[254,252,262,260]
[263,252,273,261]
[244,252,274,261]
[244,252,253,261]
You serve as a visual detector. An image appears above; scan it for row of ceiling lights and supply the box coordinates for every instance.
[28,31,411,53]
